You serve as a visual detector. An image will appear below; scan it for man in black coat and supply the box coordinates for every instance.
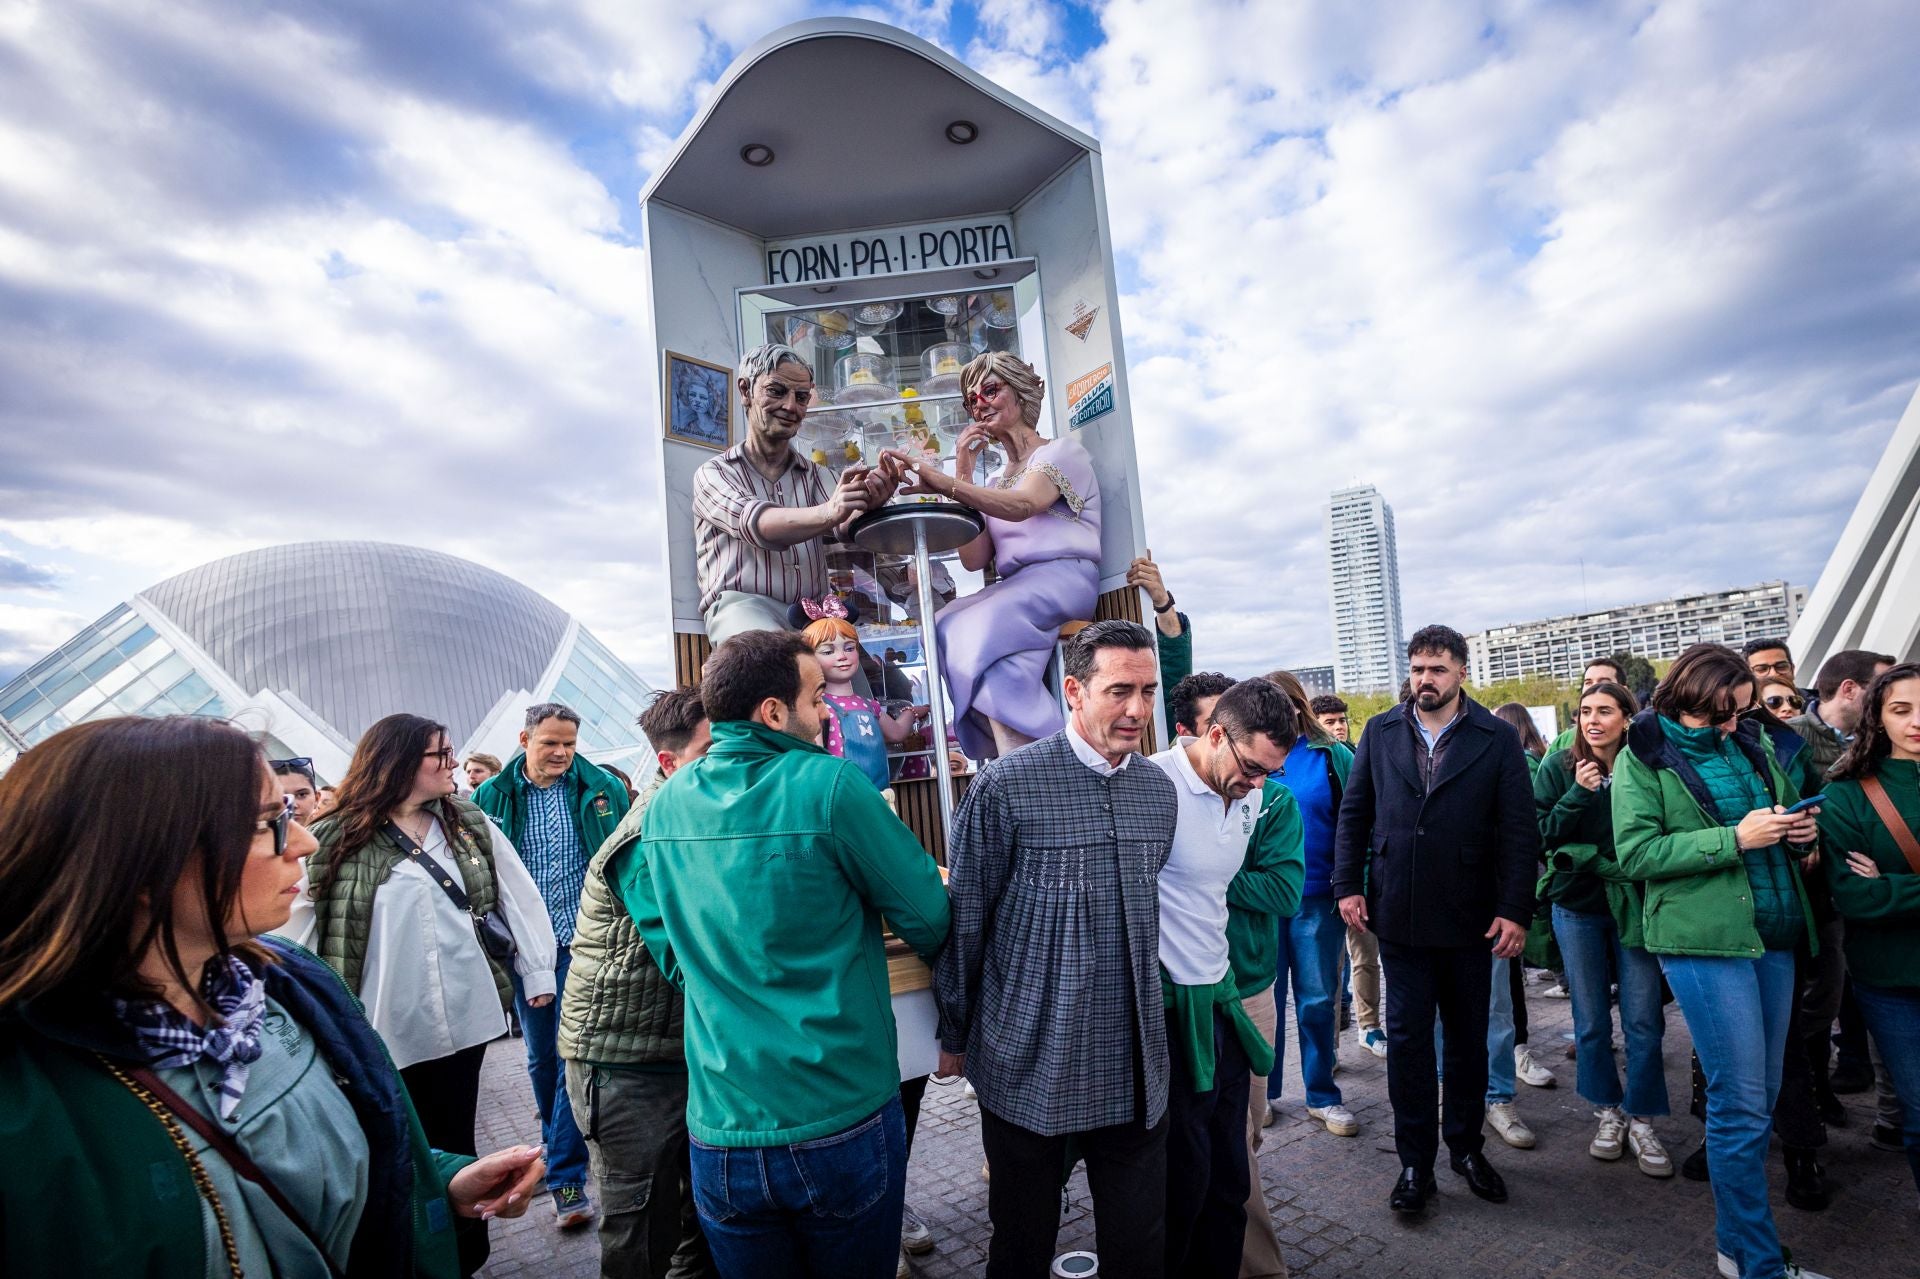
[1332,624,1540,1214]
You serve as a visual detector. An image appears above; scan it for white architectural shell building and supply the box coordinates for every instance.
[0,542,657,782]
[1791,381,1920,670]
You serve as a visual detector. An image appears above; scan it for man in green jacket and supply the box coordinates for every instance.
[562,687,715,1279]
[611,629,950,1279]
[473,702,632,1226]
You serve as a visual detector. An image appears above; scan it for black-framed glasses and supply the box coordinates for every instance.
[1750,660,1794,676]
[258,795,294,856]
[1764,694,1804,713]
[1222,731,1272,783]
[423,747,457,767]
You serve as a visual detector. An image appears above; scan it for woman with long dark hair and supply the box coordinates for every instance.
[0,716,545,1277]
[1614,644,1830,1279]
[1537,681,1672,1175]
[1494,701,1549,775]
[1819,662,1920,1201]
[289,713,555,1161]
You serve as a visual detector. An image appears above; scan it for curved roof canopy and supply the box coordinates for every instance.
[139,541,569,747]
[642,19,1094,239]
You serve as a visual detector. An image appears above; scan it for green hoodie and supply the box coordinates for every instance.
[610,720,951,1147]
[1820,758,1920,990]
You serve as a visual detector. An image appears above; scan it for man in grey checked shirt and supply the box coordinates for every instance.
[934,620,1180,1279]
[473,702,631,1228]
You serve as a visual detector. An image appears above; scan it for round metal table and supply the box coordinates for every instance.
[849,501,985,829]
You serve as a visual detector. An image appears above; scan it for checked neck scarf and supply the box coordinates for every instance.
[114,952,267,1119]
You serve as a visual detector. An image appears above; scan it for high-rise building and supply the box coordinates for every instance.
[1290,665,1338,699]
[1325,484,1408,693]
[1467,580,1809,685]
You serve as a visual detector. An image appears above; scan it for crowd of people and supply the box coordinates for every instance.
[0,338,1915,1279]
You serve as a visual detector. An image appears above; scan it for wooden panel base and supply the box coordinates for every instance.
[887,940,931,994]
[674,631,713,690]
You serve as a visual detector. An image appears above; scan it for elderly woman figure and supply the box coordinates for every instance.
[883,351,1100,758]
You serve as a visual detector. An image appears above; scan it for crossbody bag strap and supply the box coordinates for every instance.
[386,818,473,911]
[127,1064,347,1279]
[1860,776,1920,874]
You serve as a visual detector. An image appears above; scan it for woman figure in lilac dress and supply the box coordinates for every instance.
[882,351,1100,758]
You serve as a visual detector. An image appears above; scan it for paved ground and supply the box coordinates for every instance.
[478,981,1915,1277]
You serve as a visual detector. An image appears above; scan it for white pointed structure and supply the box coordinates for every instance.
[1790,382,1920,669]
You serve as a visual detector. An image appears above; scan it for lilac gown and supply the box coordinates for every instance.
[936,436,1101,759]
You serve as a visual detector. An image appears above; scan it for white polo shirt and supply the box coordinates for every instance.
[1150,738,1263,985]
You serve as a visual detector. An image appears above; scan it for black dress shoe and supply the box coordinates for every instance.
[1681,1144,1710,1182]
[1829,1061,1873,1094]
[1389,1166,1435,1214]
[1813,1090,1848,1127]
[1448,1151,1509,1203]
[1783,1148,1830,1211]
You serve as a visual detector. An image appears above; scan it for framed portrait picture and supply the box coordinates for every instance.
[663,350,734,451]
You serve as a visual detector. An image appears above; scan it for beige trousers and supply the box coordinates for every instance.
[1240,991,1290,1279]
[1346,926,1382,1033]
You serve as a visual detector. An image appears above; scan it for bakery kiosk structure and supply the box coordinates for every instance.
[643,18,1157,872]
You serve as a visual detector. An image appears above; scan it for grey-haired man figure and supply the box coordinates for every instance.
[691,342,900,645]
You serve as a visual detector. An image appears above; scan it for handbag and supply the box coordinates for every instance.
[386,818,519,964]
[1859,776,1920,874]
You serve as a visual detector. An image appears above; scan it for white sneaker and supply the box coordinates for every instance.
[1307,1103,1359,1136]
[1542,983,1570,999]
[1514,1046,1557,1088]
[1261,1098,1276,1128]
[901,1205,934,1255]
[1628,1120,1673,1178]
[1716,1250,1835,1279]
[962,1080,976,1100]
[1358,1027,1387,1057]
[1590,1107,1627,1161]
[1486,1102,1536,1149]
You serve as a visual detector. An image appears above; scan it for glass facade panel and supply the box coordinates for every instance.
[553,632,651,756]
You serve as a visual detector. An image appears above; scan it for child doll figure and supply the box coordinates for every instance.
[801,614,925,791]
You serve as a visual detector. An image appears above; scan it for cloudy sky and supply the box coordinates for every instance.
[3,0,1917,686]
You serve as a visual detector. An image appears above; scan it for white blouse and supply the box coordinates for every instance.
[280,816,557,1070]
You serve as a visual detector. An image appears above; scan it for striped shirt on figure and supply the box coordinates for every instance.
[692,443,834,615]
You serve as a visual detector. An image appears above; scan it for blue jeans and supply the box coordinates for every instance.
[1268,894,1344,1109]
[1852,980,1920,1196]
[514,943,590,1193]
[1662,949,1795,1279]
[688,1097,907,1279]
[1553,905,1670,1116]
[1434,954,1516,1104]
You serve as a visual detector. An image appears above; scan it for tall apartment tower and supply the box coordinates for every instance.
[1326,484,1409,693]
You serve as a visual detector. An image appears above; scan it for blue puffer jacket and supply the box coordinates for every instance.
[1658,717,1801,950]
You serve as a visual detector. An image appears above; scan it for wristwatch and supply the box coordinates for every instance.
[1153,594,1176,614]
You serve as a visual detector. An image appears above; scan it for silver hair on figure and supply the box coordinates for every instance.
[736,343,815,402]
[523,701,582,729]
[960,351,1045,428]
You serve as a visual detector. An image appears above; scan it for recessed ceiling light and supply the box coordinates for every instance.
[945,120,979,145]
[740,143,775,167]
[973,268,1000,280]
[811,285,836,295]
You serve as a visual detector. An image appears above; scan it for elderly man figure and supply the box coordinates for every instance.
[693,343,896,645]
[934,620,1179,1279]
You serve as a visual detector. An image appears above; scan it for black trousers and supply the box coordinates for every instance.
[1509,958,1529,1048]
[400,1042,491,1275]
[1380,940,1491,1172]
[1164,1011,1251,1279]
[979,1103,1167,1279]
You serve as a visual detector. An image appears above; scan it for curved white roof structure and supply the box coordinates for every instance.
[0,541,656,780]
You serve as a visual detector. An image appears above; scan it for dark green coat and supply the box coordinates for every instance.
[1820,758,1920,990]
[472,750,630,865]
[1534,748,1644,947]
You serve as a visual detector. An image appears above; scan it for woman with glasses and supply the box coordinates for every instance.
[1536,681,1672,1175]
[288,714,555,1192]
[1759,681,1807,722]
[880,350,1101,759]
[1818,662,1920,1205]
[1613,644,1831,1279]
[0,716,546,1278]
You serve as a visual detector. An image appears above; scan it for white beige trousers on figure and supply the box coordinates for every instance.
[1240,991,1290,1279]
[1346,926,1382,1033]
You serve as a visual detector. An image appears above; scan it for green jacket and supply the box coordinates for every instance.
[1225,779,1308,999]
[559,775,683,1066]
[1612,711,1817,958]
[1820,758,1920,990]
[1549,725,1575,755]
[611,720,951,1147]
[1534,748,1644,946]
[307,798,516,1012]
[0,939,470,1279]
[472,749,630,867]
[1157,612,1192,726]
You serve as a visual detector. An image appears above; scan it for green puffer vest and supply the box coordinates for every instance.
[557,776,684,1066]
[308,797,514,1013]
